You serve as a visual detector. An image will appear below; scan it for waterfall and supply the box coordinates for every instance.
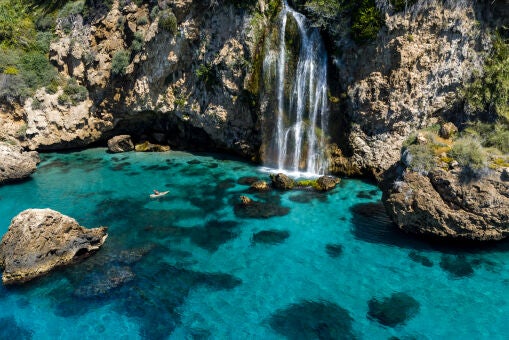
[262,0,329,176]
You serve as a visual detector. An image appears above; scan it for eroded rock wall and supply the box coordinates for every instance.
[328,0,493,178]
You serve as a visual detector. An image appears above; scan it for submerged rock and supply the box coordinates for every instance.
[73,266,135,298]
[234,196,290,219]
[270,173,294,190]
[237,176,259,185]
[107,135,134,153]
[135,141,170,152]
[252,230,290,245]
[316,176,340,191]
[325,244,343,258]
[0,209,107,285]
[382,168,509,241]
[0,143,40,185]
[269,301,355,339]
[367,292,420,327]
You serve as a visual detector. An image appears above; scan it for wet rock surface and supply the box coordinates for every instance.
[0,209,107,285]
[316,176,340,191]
[270,173,295,190]
[107,135,134,153]
[0,143,40,185]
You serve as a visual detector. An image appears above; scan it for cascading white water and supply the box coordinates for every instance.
[263,0,329,176]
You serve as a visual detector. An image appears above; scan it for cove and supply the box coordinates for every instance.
[0,148,509,338]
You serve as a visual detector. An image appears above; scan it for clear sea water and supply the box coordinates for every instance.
[0,148,508,339]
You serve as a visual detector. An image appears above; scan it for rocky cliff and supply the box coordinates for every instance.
[1,0,270,157]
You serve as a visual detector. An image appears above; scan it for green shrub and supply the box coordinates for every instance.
[58,0,85,19]
[62,77,88,104]
[196,63,217,89]
[405,144,436,174]
[19,52,57,91]
[449,136,488,170]
[111,50,130,75]
[464,121,509,154]
[464,34,509,122]
[132,31,144,52]
[390,0,417,12]
[158,10,177,35]
[137,15,148,26]
[351,0,383,43]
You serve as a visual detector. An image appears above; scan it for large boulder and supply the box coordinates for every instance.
[0,143,40,185]
[0,209,108,285]
[107,135,134,153]
[316,176,340,191]
[270,173,294,190]
[382,167,509,241]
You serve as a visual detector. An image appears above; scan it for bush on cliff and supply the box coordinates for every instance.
[449,136,488,171]
[111,50,130,76]
[302,0,383,44]
[464,34,509,123]
[158,9,177,35]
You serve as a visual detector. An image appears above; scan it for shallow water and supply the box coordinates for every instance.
[0,148,508,339]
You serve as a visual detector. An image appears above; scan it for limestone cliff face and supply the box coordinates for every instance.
[4,0,268,157]
[327,1,494,178]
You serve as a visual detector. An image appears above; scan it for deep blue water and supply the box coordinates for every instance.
[0,148,508,339]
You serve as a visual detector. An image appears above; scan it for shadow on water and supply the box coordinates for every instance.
[350,202,430,250]
[268,300,356,340]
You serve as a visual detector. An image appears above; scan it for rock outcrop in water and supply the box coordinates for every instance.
[0,209,107,285]
[107,135,134,153]
[0,143,40,185]
[382,167,509,241]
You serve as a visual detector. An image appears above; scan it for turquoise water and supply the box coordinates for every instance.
[0,148,508,339]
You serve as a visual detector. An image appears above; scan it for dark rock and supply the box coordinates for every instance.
[325,244,343,258]
[187,159,201,165]
[502,168,509,181]
[408,251,433,267]
[439,254,474,278]
[107,135,134,153]
[0,143,40,185]
[367,293,420,327]
[316,176,340,191]
[269,301,356,339]
[237,176,259,185]
[252,230,290,244]
[250,180,270,191]
[0,316,33,340]
[73,266,135,298]
[270,173,295,190]
[234,197,290,219]
[0,209,107,285]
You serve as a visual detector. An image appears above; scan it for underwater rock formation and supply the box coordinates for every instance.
[0,143,40,185]
[367,292,420,327]
[0,209,107,285]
